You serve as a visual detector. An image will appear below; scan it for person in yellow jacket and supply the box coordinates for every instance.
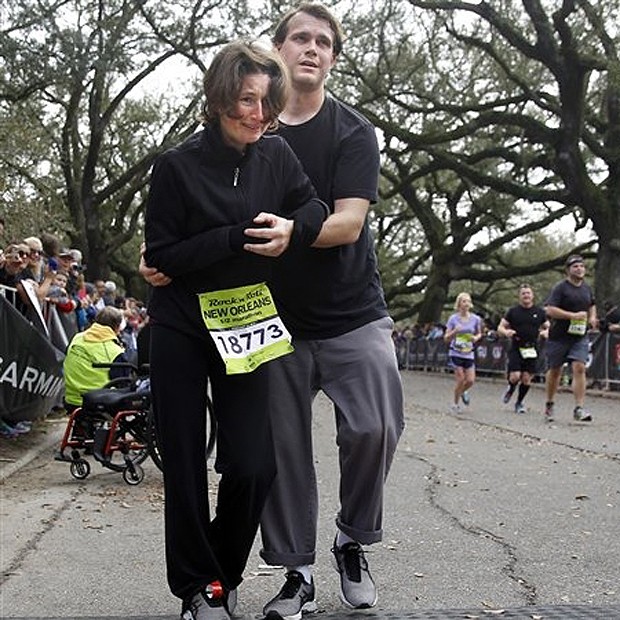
[63,306,129,411]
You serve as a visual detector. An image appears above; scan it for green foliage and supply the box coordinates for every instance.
[2,0,617,312]
[333,0,616,322]
[0,0,260,291]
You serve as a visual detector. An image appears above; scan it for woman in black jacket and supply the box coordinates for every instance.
[144,41,327,620]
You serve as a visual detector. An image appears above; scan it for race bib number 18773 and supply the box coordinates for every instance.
[198,282,293,375]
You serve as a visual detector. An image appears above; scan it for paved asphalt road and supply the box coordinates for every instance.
[1,370,620,619]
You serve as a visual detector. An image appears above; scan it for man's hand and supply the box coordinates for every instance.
[243,212,294,257]
[139,243,171,287]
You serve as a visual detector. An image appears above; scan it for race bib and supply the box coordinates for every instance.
[519,346,537,359]
[567,318,587,336]
[454,333,474,354]
[198,282,293,375]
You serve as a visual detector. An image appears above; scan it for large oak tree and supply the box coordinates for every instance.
[335,0,617,321]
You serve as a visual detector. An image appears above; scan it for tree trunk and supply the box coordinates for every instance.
[417,263,451,324]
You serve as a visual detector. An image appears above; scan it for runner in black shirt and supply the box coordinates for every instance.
[543,255,597,422]
[497,284,549,414]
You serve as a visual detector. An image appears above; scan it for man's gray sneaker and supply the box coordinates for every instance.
[573,406,592,422]
[263,570,317,620]
[181,582,230,620]
[331,538,377,609]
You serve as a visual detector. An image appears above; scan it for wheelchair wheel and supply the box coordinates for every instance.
[147,397,216,474]
[123,462,144,485]
[114,414,150,466]
[70,458,91,480]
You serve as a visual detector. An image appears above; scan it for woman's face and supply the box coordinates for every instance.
[28,248,42,267]
[219,73,272,152]
[458,295,472,311]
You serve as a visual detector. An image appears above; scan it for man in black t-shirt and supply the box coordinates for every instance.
[497,284,549,414]
[543,255,597,422]
[253,7,404,616]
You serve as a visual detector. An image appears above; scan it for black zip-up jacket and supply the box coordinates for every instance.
[144,123,328,338]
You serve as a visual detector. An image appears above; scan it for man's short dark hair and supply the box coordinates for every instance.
[565,254,584,269]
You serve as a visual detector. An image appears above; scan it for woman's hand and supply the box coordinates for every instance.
[139,242,172,287]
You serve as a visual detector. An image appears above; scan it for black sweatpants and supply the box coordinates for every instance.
[150,323,276,601]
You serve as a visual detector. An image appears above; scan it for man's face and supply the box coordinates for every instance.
[276,12,337,92]
[519,287,534,307]
[59,255,73,270]
[567,261,586,282]
[5,247,28,274]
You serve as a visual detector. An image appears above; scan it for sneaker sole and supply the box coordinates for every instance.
[265,600,318,620]
[338,590,378,610]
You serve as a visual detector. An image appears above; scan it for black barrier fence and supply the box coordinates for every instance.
[3,281,620,424]
[1,283,79,423]
[395,333,620,392]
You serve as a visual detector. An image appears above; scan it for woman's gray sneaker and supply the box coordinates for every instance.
[181,583,231,620]
[263,570,317,620]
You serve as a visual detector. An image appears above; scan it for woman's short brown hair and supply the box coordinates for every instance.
[202,40,289,130]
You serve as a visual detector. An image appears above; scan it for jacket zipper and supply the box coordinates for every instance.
[233,167,240,186]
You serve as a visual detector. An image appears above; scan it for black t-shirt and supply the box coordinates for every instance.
[504,304,546,346]
[545,279,595,340]
[272,95,388,339]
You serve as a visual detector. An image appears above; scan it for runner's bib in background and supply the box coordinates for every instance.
[567,318,587,336]
[454,333,474,354]
[198,282,293,375]
[519,346,537,359]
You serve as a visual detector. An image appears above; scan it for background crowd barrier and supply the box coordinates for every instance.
[1,285,72,424]
[395,332,620,392]
[3,281,619,425]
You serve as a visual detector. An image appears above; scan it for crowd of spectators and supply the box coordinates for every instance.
[1,228,148,438]
[392,322,446,369]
